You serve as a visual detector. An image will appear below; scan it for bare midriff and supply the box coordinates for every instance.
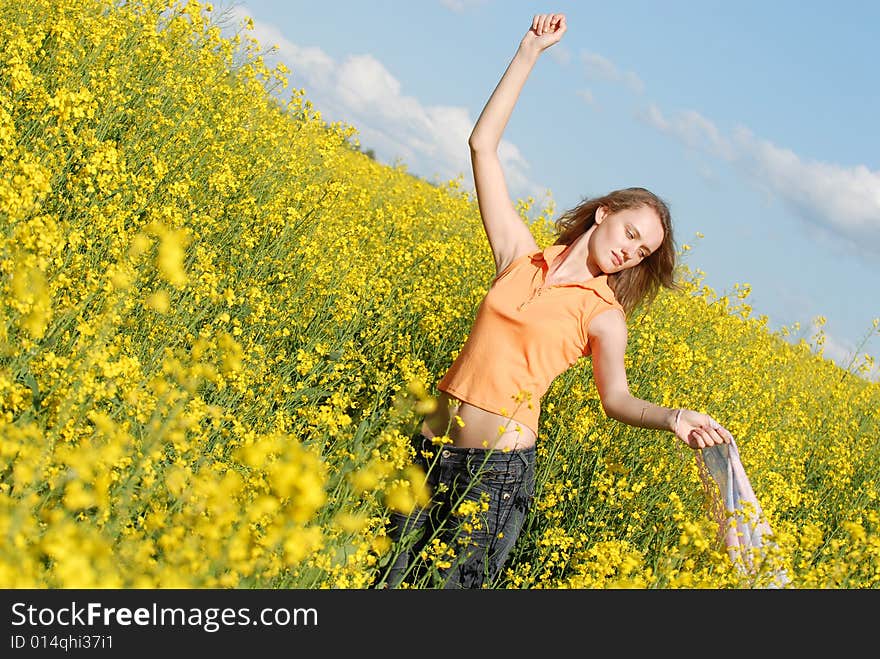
[420,391,537,451]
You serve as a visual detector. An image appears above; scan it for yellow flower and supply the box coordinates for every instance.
[145,290,170,313]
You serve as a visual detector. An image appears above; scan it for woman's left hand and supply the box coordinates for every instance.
[674,408,733,449]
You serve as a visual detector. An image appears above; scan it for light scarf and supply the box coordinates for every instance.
[695,436,790,588]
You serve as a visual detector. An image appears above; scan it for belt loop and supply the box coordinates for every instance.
[515,447,531,470]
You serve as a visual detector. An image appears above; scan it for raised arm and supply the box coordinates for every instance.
[588,310,733,449]
[469,14,567,276]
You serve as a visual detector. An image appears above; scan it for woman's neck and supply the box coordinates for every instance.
[548,230,600,282]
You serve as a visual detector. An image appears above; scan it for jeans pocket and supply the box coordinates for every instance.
[462,465,521,528]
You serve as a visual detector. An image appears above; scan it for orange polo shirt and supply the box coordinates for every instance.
[437,243,624,438]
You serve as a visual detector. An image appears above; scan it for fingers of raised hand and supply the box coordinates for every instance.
[539,14,550,34]
[533,13,564,35]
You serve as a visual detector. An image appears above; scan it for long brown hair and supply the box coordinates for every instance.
[553,187,679,316]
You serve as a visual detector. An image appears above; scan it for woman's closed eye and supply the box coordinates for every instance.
[626,230,648,259]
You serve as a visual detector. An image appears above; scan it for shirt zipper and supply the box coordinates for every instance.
[517,285,549,311]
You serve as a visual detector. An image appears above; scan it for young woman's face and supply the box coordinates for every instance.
[587,204,665,275]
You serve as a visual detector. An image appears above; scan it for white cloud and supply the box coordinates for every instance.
[581,52,617,79]
[580,49,880,252]
[439,0,489,13]
[576,89,597,108]
[548,44,572,66]
[821,331,855,368]
[623,72,645,95]
[817,328,879,380]
[640,105,880,252]
[733,128,880,238]
[280,44,335,88]
[640,104,735,160]
[580,51,644,94]
[642,103,668,130]
[336,55,403,113]
[231,6,544,201]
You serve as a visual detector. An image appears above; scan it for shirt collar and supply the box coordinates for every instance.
[530,243,619,305]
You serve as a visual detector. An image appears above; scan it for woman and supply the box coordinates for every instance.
[374,13,732,589]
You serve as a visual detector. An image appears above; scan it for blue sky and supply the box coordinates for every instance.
[221,0,880,379]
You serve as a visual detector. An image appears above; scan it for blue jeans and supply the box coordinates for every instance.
[375,431,536,589]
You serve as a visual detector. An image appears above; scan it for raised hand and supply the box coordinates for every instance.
[520,13,566,54]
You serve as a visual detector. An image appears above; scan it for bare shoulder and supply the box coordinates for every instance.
[587,306,628,343]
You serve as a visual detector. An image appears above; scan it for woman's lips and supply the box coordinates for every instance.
[611,251,621,266]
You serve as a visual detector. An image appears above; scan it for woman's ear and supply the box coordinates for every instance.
[595,205,607,224]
